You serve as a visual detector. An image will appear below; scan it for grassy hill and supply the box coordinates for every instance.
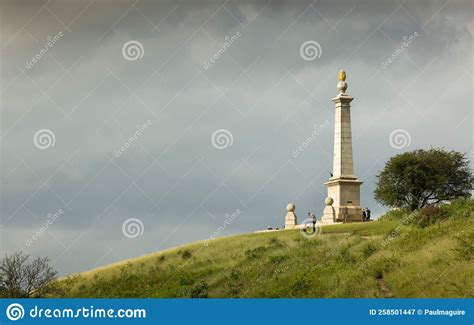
[54,199,473,298]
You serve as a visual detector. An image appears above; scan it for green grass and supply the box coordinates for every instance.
[53,199,474,298]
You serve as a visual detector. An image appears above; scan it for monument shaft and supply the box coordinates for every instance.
[333,97,354,178]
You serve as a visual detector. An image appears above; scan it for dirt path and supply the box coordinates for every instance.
[376,277,393,298]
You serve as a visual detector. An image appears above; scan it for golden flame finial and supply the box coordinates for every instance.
[337,70,348,94]
[338,70,346,81]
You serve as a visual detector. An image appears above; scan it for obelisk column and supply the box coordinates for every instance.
[332,70,355,179]
[322,71,363,223]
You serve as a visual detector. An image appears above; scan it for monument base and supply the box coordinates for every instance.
[323,177,363,223]
[321,205,362,224]
[333,206,363,222]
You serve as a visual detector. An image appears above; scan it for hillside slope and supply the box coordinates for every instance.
[55,199,474,298]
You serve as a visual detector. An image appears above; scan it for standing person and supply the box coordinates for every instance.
[362,208,367,221]
[308,212,317,232]
[365,207,371,221]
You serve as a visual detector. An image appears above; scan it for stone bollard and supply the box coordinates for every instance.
[321,197,336,224]
[284,203,298,229]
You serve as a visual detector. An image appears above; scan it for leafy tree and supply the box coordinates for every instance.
[374,148,473,210]
[0,252,57,298]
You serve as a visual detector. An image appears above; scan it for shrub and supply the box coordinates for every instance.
[441,198,474,219]
[179,250,192,260]
[190,281,209,298]
[52,274,82,297]
[416,204,445,227]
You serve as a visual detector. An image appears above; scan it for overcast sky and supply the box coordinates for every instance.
[1,0,472,276]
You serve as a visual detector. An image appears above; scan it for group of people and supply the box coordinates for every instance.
[362,207,371,221]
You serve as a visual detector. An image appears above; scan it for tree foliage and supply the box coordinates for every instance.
[0,252,57,298]
[374,148,473,210]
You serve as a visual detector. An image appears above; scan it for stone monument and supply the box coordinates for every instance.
[322,71,363,224]
[284,203,298,229]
